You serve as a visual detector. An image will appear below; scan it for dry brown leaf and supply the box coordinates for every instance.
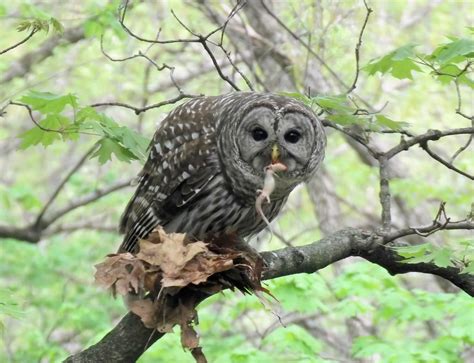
[128,299,158,329]
[94,253,145,296]
[155,298,198,333]
[137,228,207,274]
[161,253,237,287]
[181,322,200,349]
[191,348,208,363]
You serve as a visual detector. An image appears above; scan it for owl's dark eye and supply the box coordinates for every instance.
[252,127,268,141]
[284,130,301,143]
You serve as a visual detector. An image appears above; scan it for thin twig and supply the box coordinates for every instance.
[41,179,132,227]
[322,119,379,157]
[0,29,38,55]
[100,35,168,72]
[259,0,348,91]
[35,145,98,228]
[10,101,64,134]
[347,0,373,93]
[384,219,473,243]
[420,140,474,180]
[454,79,474,121]
[90,93,200,115]
[449,124,473,163]
[383,127,474,159]
[119,0,248,91]
[9,101,100,137]
[118,0,199,45]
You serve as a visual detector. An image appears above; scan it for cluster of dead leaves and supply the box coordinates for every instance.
[94,227,266,362]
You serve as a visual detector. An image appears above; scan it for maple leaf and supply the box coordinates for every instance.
[94,253,146,296]
[161,252,237,287]
[136,228,208,273]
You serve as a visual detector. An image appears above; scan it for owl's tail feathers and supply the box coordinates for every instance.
[118,196,160,253]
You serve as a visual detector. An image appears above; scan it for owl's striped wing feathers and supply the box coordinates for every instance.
[119,98,220,253]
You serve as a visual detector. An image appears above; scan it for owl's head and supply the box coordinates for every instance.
[218,93,326,200]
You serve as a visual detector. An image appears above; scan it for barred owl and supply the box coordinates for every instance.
[119,92,326,253]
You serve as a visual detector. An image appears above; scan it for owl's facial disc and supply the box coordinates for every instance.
[237,107,316,178]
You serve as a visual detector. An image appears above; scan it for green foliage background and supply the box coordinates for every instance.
[0,0,473,362]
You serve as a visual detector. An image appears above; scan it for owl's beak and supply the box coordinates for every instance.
[271,144,281,164]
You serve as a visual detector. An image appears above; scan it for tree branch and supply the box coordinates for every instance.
[347,0,373,93]
[64,226,474,362]
[1,25,85,84]
[90,93,200,115]
[0,29,39,56]
[384,127,474,160]
[0,179,132,243]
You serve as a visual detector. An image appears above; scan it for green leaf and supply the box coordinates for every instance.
[0,5,6,17]
[313,94,352,112]
[263,325,322,357]
[76,106,100,123]
[84,19,103,38]
[460,262,474,275]
[16,20,34,32]
[118,128,149,161]
[431,248,454,268]
[327,113,364,126]
[375,115,409,131]
[49,17,64,33]
[78,110,149,162]
[19,91,78,114]
[19,114,71,148]
[83,5,126,39]
[352,336,393,358]
[91,138,137,164]
[432,38,474,64]
[364,44,422,80]
[395,243,432,259]
[279,92,311,105]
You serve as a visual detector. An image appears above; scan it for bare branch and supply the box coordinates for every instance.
[0,29,38,55]
[0,224,41,243]
[1,25,85,84]
[41,179,132,227]
[420,140,474,180]
[383,127,474,160]
[449,128,473,163]
[90,93,200,115]
[259,0,349,91]
[321,119,379,157]
[384,220,474,243]
[44,222,118,236]
[0,179,132,243]
[378,155,392,230]
[116,0,249,91]
[118,0,198,45]
[347,0,373,93]
[35,145,98,227]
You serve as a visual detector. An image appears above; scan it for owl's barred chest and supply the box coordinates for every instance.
[162,174,287,240]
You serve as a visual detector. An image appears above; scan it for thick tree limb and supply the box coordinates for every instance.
[64,227,474,362]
